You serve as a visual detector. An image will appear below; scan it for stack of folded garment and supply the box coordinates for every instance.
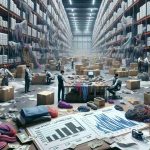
[18,106,58,125]
[0,123,17,149]
[58,101,73,109]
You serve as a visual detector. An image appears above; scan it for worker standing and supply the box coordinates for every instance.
[71,58,74,70]
[57,59,61,71]
[57,70,66,101]
[144,56,150,73]
[25,65,32,93]
[138,56,143,73]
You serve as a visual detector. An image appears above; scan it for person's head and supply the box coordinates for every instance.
[61,70,64,75]
[3,64,7,69]
[45,69,47,72]
[114,73,118,78]
[26,65,30,68]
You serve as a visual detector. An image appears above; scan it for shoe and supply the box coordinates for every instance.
[77,106,90,112]
[87,101,98,110]
[58,101,73,109]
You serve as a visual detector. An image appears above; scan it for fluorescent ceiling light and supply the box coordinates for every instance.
[90,14,92,16]
[91,9,93,12]
[69,0,72,5]
[92,0,95,5]
[72,9,74,12]
[73,14,75,16]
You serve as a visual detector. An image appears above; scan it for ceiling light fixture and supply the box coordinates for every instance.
[90,13,92,16]
[91,9,93,12]
[69,0,72,5]
[72,9,74,12]
[73,14,75,16]
[92,0,95,5]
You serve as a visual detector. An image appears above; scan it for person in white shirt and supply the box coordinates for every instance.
[45,70,55,85]
[0,65,14,86]
[137,57,143,72]
[144,56,150,73]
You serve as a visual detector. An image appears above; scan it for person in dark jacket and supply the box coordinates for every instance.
[25,65,32,93]
[57,70,67,101]
[107,73,122,97]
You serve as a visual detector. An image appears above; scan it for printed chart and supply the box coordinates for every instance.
[80,107,147,137]
[27,116,96,150]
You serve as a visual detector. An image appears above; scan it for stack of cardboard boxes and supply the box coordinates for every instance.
[16,65,26,78]
[75,64,83,75]
[129,63,138,76]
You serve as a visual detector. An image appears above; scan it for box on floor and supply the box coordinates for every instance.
[16,65,26,78]
[0,86,14,101]
[32,74,46,85]
[126,80,140,90]
[144,92,150,105]
[109,68,117,75]
[128,70,138,76]
[37,91,54,105]
[116,71,128,77]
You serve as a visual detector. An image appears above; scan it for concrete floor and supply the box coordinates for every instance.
[0,64,150,113]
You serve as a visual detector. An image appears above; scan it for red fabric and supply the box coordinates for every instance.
[48,107,58,118]
[75,83,82,96]
[0,141,7,149]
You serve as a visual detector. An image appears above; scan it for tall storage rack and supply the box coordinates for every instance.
[0,0,72,67]
[92,0,150,59]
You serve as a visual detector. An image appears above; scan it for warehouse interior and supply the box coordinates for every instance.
[0,0,150,150]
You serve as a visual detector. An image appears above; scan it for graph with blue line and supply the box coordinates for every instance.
[81,107,146,137]
[95,114,137,133]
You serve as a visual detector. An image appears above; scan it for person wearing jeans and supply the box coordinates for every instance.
[57,70,67,101]
[25,65,32,93]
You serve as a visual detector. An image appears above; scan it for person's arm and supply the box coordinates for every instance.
[6,69,13,78]
[112,79,119,88]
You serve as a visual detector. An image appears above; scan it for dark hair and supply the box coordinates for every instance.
[45,69,47,72]
[26,65,30,68]
[115,73,118,77]
[61,70,64,74]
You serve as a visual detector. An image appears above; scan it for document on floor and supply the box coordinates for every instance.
[79,107,148,138]
[27,116,97,150]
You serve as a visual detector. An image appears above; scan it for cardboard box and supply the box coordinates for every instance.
[94,69,100,76]
[112,64,121,68]
[128,70,138,76]
[130,63,138,69]
[109,68,117,75]
[75,64,83,70]
[116,71,128,77]
[144,92,150,105]
[94,97,105,107]
[37,91,54,105]
[126,80,140,90]
[32,74,46,85]
[0,86,14,101]
[16,65,26,78]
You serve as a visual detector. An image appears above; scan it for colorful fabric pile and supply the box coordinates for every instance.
[125,105,150,122]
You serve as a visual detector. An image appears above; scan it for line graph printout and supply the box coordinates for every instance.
[80,107,147,138]
[27,116,96,150]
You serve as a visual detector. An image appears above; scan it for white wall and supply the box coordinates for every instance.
[72,35,92,56]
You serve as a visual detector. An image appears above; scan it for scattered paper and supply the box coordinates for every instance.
[0,103,11,106]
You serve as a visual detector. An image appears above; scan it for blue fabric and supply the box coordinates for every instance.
[82,84,88,101]
[20,106,50,122]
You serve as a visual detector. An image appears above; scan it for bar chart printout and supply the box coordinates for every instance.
[27,116,96,150]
